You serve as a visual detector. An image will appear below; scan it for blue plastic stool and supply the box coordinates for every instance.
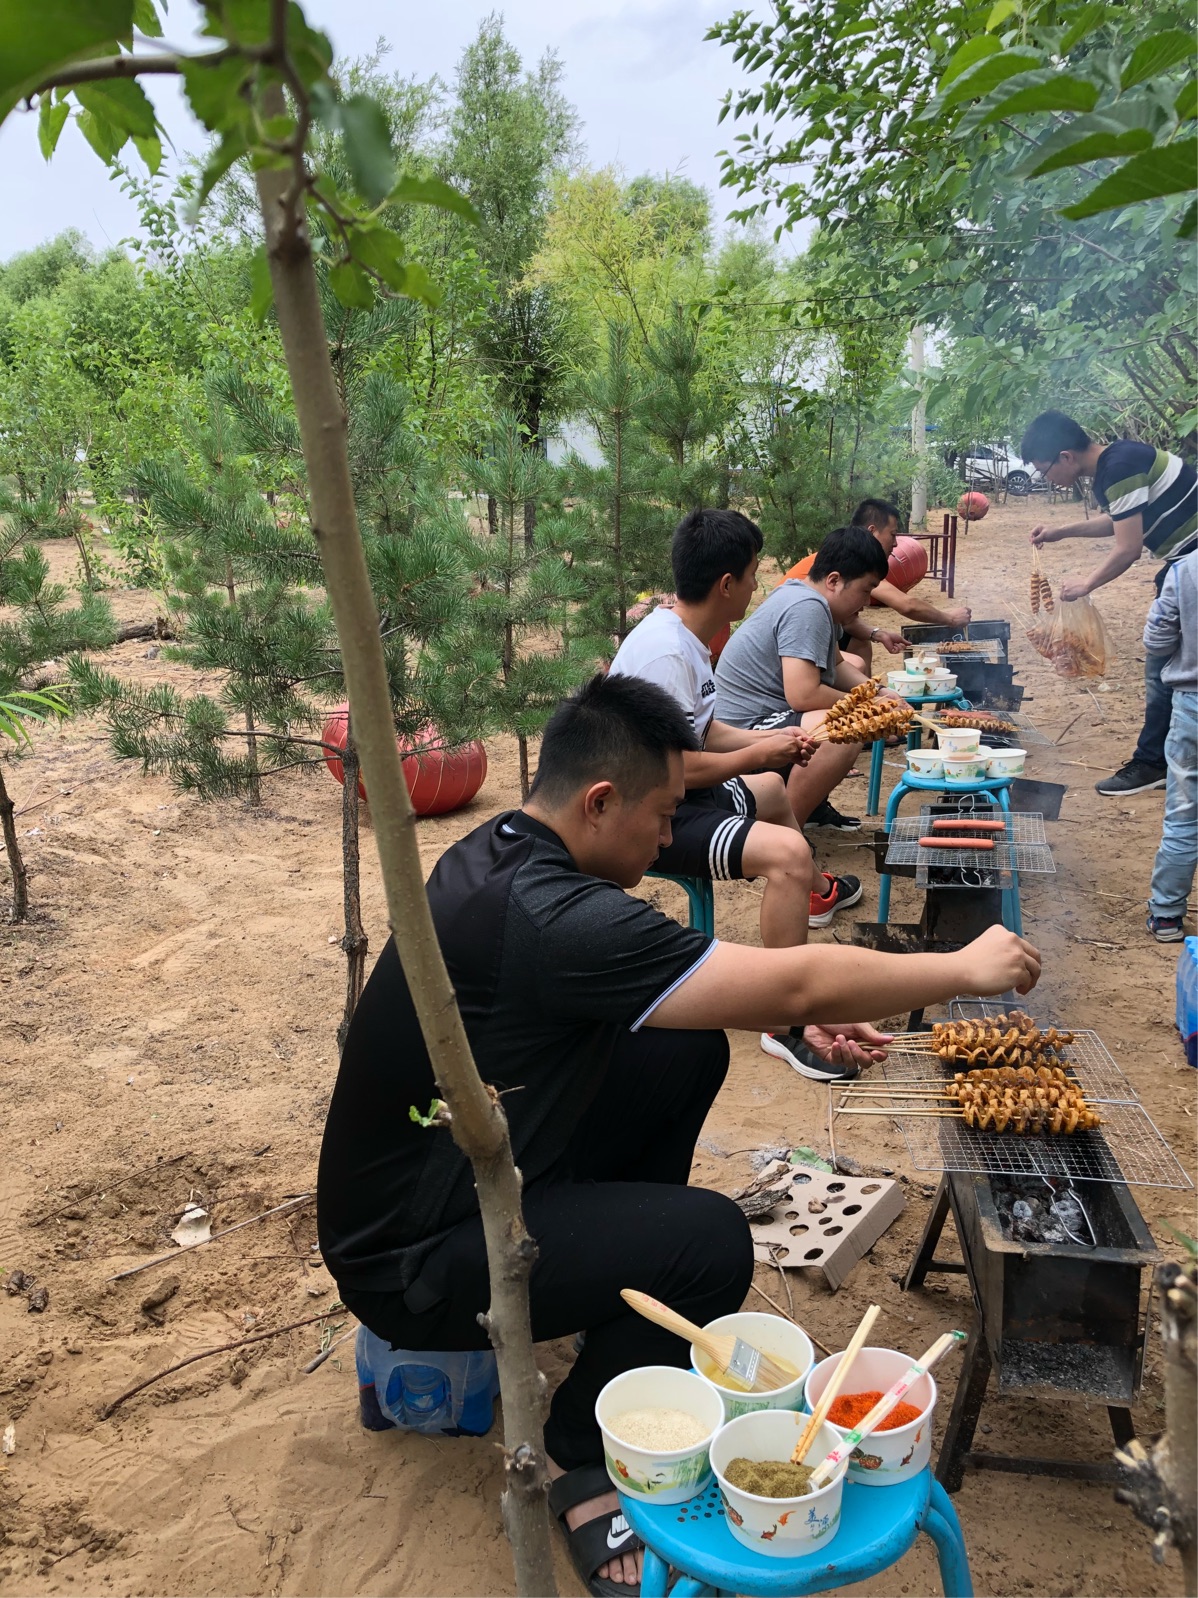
[621,1469,973,1597]
[875,772,1019,932]
[866,690,970,816]
[646,871,715,935]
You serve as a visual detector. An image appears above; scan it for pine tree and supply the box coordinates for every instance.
[460,411,590,797]
[564,321,672,648]
[0,523,114,920]
[642,302,735,514]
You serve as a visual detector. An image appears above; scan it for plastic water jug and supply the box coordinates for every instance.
[1177,936,1198,1068]
[355,1326,499,1436]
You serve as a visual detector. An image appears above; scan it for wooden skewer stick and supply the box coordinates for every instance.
[791,1303,880,1465]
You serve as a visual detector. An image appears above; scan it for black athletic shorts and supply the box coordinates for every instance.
[654,778,757,881]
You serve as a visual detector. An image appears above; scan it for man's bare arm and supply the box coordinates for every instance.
[646,925,1040,1031]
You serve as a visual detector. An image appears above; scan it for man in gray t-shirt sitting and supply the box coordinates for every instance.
[715,525,893,828]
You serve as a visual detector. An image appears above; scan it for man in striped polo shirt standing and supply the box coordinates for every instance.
[1021,410,1197,796]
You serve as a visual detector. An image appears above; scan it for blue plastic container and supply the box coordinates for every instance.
[355,1326,500,1436]
[1176,936,1198,1068]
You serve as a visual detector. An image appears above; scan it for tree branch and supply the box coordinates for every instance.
[27,48,232,97]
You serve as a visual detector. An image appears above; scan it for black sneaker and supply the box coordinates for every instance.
[807,799,862,831]
[1095,760,1167,796]
[760,1028,861,1082]
[809,873,864,928]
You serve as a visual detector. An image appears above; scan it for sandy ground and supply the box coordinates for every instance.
[1,498,1195,1598]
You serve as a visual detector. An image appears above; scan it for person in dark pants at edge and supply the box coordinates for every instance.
[609,507,867,1086]
[1021,410,1198,796]
[317,674,1041,1597]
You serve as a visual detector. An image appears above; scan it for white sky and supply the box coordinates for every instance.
[0,0,797,262]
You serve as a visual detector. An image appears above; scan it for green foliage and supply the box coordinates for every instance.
[459,412,591,794]
[709,0,1198,442]
[564,321,672,645]
[0,687,69,747]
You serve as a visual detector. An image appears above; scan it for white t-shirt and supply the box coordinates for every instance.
[609,605,717,743]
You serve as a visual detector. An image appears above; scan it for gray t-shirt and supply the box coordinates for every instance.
[714,581,838,727]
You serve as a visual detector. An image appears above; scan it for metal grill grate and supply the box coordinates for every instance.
[835,1011,1192,1189]
[886,812,1054,875]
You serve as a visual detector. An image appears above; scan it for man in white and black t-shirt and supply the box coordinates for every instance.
[609,510,862,1012]
[1022,410,1198,796]
[318,673,1041,1597]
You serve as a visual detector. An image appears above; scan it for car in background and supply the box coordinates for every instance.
[962,444,1046,497]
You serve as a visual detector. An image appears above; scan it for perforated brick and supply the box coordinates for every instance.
[750,1169,905,1291]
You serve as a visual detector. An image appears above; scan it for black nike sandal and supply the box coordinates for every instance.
[548,1461,643,1597]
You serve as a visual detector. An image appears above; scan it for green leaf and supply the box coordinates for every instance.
[969,68,1101,125]
[339,93,395,206]
[75,77,157,138]
[938,34,1002,90]
[1026,124,1154,176]
[76,106,127,162]
[328,259,375,311]
[0,0,133,120]
[1062,137,1198,217]
[132,0,162,37]
[285,2,333,85]
[1121,30,1196,93]
[388,172,479,223]
[181,54,252,133]
[963,280,985,311]
[346,224,407,289]
[394,261,441,308]
[190,129,248,212]
[985,1,1019,31]
[939,47,1044,108]
[215,0,272,45]
[1177,78,1197,120]
[37,94,68,159]
[249,245,273,321]
[1059,3,1109,53]
[132,130,162,173]
[1178,199,1198,238]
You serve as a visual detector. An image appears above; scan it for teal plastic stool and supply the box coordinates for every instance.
[621,1469,973,1597]
[875,772,1019,932]
[646,871,715,936]
[866,689,969,816]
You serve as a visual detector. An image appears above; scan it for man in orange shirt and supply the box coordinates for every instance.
[783,499,971,676]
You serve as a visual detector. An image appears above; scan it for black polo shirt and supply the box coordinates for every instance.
[317,811,716,1292]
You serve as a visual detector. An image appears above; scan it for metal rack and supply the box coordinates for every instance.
[838,1014,1192,1190]
[885,812,1054,878]
[918,707,1053,749]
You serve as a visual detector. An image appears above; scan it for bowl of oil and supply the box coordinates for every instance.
[690,1311,814,1421]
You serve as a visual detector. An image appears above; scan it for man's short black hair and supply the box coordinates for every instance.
[809,525,890,584]
[530,674,698,805]
[1020,410,1091,464]
[852,498,902,532]
[671,508,763,602]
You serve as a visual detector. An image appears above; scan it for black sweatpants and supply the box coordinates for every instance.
[341,1026,754,1470]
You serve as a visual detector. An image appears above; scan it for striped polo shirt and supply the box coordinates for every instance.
[1093,440,1197,562]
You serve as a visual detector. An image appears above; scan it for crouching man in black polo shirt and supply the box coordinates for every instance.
[317,674,1040,1597]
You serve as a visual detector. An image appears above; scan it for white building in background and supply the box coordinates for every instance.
[546,417,603,468]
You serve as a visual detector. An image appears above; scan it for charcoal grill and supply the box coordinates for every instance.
[863,998,1187,1490]
[902,620,1024,708]
[905,1171,1160,1488]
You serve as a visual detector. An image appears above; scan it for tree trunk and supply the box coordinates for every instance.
[223,558,261,806]
[1115,1260,1196,1589]
[523,498,537,550]
[487,494,499,537]
[254,109,555,1598]
[336,717,368,1054]
[0,761,28,923]
[517,734,531,803]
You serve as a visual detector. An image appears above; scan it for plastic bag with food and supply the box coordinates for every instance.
[1044,593,1112,679]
